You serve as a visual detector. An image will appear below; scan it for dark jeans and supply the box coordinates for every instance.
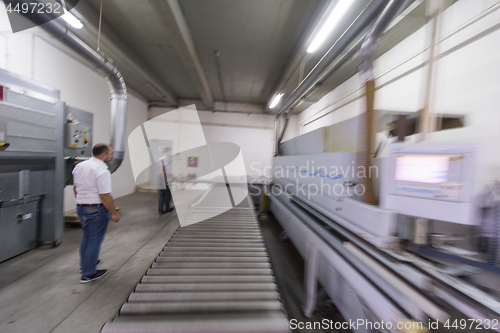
[158,186,172,213]
[77,205,110,277]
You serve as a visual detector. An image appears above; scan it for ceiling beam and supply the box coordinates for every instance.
[71,1,178,106]
[149,100,266,114]
[151,0,215,109]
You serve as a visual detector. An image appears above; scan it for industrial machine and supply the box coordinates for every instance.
[268,122,500,332]
[0,68,93,262]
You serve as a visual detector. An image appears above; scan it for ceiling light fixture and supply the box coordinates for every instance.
[307,0,355,53]
[60,0,84,29]
[269,93,284,109]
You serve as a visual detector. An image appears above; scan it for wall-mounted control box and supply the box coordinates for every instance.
[67,123,90,149]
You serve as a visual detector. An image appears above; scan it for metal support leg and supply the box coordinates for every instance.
[414,218,429,245]
[302,243,318,318]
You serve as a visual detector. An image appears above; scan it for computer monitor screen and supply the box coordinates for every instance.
[392,153,468,202]
[395,155,450,184]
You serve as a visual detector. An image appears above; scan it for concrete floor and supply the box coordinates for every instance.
[0,193,178,333]
[0,192,345,333]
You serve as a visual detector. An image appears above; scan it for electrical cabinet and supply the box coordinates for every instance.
[67,123,90,149]
[0,200,38,262]
[0,68,65,258]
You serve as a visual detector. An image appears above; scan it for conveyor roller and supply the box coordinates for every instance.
[101,206,290,332]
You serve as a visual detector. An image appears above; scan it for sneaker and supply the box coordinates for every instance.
[79,259,102,274]
[80,269,107,284]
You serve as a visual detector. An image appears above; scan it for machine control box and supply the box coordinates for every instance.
[382,143,476,225]
[67,123,90,149]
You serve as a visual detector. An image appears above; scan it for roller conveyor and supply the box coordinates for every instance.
[151,262,271,268]
[101,207,290,333]
[136,282,277,291]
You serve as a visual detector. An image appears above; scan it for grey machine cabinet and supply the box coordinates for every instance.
[0,200,39,262]
[0,68,65,262]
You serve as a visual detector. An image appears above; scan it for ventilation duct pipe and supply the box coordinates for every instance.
[357,0,410,205]
[274,116,280,156]
[273,0,389,156]
[273,111,292,156]
[18,1,127,173]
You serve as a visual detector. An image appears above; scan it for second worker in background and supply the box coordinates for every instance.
[158,147,174,215]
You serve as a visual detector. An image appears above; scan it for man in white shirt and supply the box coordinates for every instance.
[73,143,120,283]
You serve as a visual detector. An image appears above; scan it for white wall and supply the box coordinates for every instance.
[150,107,275,178]
[299,0,500,192]
[0,10,148,212]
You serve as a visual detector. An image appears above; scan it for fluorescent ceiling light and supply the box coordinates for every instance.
[60,0,83,29]
[307,0,355,53]
[269,93,284,109]
[61,12,83,29]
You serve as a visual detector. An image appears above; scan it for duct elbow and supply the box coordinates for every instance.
[107,151,125,174]
[109,96,128,173]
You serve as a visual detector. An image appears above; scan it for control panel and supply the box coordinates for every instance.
[67,123,90,149]
[382,143,477,225]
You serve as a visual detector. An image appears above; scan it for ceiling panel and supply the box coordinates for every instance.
[179,0,321,104]
[74,0,448,112]
[85,0,199,99]
[86,0,172,46]
[132,44,200,99]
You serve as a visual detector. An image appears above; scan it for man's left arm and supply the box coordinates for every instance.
[99,193,120,223]
[96,171,119,222]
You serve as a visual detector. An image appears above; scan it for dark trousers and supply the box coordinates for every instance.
[77,205,110,277]
[158,185,172,213]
